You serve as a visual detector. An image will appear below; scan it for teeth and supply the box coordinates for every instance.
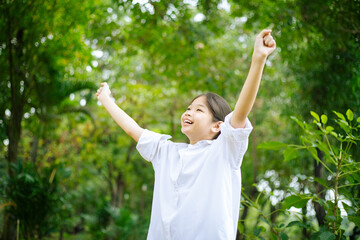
[184,120,192,124]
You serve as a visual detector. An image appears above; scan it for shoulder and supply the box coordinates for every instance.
[138,129,171,144]
[219,112,253,141]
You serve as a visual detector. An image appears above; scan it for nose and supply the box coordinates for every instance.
[185,110,192,116]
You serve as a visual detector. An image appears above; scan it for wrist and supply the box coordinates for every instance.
[99,94,112,104]
[252,50,267,62]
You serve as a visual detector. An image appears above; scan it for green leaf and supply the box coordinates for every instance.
[283,195,309,209]
[253,226,265,236]
[238,223,244,234]
[286,221,308,228]
[325,215,336,222]
[257,141,288,150]
[348,216,360,228]
[308,147,321,163]
[357,116,360,123]
[341,202,356,216]
[325,126,334,132]
[283,148,299,161]
[319,231,336,240]
[310,111,320,122]
[260,216,270,225]
[290,116,305,129]
[314,177,329,189]
[346,109,353,121]
[333,111,346,121]
[18,173,35,183]
[321,114,328,124]
[280,233,289,240]
[336,119,350,133]
[270,232,277,240]
[330,131,338,138]
[342,202,360,228]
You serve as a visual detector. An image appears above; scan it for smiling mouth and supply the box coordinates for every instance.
[184,120,193,124]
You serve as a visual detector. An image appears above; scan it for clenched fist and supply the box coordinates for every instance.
[253,29,276,59]
[96,82,112,103]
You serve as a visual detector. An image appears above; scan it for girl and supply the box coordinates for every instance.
[96,29,276,240]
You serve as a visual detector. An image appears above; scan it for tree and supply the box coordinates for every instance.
[230,0,360,235]
[0,0,98,238]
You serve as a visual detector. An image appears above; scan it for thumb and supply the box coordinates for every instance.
[257,29,272,39]
[101,82,110,91]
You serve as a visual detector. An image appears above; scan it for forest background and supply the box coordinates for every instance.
[0,0,360,239]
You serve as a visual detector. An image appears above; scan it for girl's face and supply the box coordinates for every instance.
[181,96,221,145]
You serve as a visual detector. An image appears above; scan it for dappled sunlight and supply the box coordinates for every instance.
[1,0,359,239]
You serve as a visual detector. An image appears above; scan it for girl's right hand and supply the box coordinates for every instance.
[96,82,111,102]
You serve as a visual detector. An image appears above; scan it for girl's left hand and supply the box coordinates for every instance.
[96,82,112,103]
[253,29,276,59]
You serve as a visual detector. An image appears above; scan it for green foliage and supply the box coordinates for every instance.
[84,203,144,240]
[283,195,310,209]
[258,110,360,238]
[1,0,359,239]
[3,161,66,239]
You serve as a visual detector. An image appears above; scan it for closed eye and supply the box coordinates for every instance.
[196,109,203,112]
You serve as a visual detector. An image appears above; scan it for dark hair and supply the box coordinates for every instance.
[192,92,232,139]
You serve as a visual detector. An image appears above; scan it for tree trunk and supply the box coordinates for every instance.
[2,9,25,240]
[1,214,16,240]
[30,136,39,163]
[58,229,63,240]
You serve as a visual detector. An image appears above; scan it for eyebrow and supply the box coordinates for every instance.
[190,104,206,108]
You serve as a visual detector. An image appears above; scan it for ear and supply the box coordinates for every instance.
[211,121,223,133]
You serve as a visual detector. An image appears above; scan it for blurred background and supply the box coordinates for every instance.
[1,0,359,239]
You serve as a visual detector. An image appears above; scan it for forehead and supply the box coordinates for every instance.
[190,96,207,107]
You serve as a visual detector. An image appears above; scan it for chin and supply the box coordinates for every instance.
[180,127,186,135]
[181,127,190,138]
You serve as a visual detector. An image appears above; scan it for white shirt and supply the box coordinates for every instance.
[136,112,253,240]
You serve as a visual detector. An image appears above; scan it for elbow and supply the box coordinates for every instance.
[126,127,144,142]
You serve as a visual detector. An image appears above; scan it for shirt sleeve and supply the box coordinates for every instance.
[217,111,253,169]
[136,129,172,165]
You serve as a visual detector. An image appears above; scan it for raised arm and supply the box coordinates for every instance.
[96,82,144,142]
[231,29,276,128]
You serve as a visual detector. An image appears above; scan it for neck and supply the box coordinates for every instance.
[189,136,213,145]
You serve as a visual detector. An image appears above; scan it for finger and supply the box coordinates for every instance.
[267,40,276,52]
[264,34,273,43]
[264,37,273,46]
[257,29,272,38]
[266,35,276,47]
[268,40,275,48]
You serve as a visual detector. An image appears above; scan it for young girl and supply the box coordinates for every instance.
[96,29,276,240]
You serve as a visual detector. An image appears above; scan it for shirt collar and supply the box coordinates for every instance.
[188,139,213,149]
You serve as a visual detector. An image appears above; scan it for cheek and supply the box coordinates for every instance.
[203,114,214,124]
[180,113,187,124]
